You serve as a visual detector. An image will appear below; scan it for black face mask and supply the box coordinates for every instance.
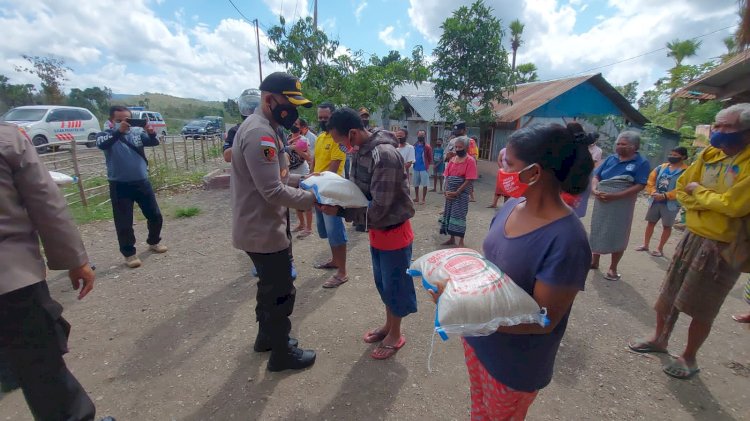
[270,99,298,129]
[362,119,369,127]
[319,121,328,132]
[290,125,300,134]
[667,156,682,164]
[417,136,425,143]
[398,138,406,144]
[456,150,467,158]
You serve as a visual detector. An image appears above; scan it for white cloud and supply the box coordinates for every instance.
[379,26,406,50]
[407,0,737,96]
[262,0,310,20]
[0,0,284,100]
[354,0,368,23]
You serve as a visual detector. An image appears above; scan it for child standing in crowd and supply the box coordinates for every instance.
[635,147,689,257]
[432,122,593,420]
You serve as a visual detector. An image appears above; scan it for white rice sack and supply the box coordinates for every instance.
[49,171,75,185]
[408,248,548,340]
[300,171,369,208]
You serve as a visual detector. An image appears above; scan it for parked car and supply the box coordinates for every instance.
[181,119,220,139]
[128,109,168,137]
[0,105,102,149]
[201,115,224,132]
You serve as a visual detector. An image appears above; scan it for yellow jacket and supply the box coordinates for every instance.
[676,145,750,243]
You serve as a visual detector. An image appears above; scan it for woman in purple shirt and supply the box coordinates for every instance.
[431,122,593,420]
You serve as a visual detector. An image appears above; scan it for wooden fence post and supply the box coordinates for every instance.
[200,137,206,163]
[170,136,179,168]
[68,140,88,207]
[161,137,169,169]
[182,136,189,170]
[191,138,197,165]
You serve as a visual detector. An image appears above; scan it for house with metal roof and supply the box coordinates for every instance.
[386,74,674,165]
[675,50,750,104]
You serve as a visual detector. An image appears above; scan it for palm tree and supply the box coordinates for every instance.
[516,63,538,83]
[666,38,702,112]
[509,19,525,74]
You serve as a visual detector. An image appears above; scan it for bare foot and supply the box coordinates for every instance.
[440,239,455,246]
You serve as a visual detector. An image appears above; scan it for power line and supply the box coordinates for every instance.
[226,0,253,23]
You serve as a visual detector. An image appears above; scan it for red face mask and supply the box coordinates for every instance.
[497,164,536,198]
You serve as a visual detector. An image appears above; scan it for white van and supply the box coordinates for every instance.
[1,105,101,148]
[128,110,168,137]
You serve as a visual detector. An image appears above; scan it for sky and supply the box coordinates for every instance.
[0,0,740,102]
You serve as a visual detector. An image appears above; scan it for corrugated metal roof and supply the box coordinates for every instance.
[491,73,648,125]
[492,75,591,122]
[402,95,445,122]
[677,50,750,100]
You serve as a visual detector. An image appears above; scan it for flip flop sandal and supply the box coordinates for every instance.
[363,329,388,344]
[731,313,750,323]
[322,275,348,288]
[628,340,668,354]
[371,336,406,360]
[314,262,338,270]
[292,226,305,233]
[635,246,649,252]
[663,359,700,380]
[604,272,622,281]
[650,251,665,257]
[296,230,312,239]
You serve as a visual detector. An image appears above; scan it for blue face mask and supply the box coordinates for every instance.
[710,130,747,148]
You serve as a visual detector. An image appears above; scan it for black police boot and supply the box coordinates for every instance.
[254,334,299,352]
[267,346,316,372]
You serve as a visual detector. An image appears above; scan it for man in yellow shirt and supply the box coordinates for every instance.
[312,102,349,288]
[629,103,750,380]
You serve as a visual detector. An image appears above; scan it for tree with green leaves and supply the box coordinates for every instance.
[267,16,428,121]
[14,55,70,105]
[615,81,638,104]
[67,87,112,120]
[509,19,525,74]
[516,63,538,83]
[665,39,702,112]
[431,0,512,124]
[0,75,36,112]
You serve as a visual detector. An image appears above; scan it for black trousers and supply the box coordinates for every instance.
[246,248,296,352]
[0,281,95,421]
[109,179,163,257]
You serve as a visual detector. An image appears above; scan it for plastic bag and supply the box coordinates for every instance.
[49,171,75,185]
[300,171,369,208]
[408,248,548,340]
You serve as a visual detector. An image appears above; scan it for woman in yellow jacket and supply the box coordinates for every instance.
[629,103,750,380]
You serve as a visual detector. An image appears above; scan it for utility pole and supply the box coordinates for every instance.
[254,19,263,83]
[313,0,318,29]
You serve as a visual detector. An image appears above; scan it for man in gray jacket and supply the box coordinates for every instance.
[320,108,417,360]
[0,123,99,419]
[231,72,317,372]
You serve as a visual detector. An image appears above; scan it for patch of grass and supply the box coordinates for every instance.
[68,198,113,225]
[175,206,201,218]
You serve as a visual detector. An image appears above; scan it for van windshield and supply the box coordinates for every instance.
[1,108,48,122]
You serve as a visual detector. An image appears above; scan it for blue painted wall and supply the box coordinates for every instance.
[527,81,624,118]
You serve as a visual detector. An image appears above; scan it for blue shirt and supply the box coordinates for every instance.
[466,198,591,392]
[96,128,159,182]
[414,144,426,171]
[595,153,650,184]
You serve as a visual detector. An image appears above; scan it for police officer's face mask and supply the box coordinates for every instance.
[270,97,299,130]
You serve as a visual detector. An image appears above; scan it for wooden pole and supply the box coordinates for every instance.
[254,19,263,83]
[200,137,206,163]
[161,137,169,169]
[191,138,197,165]
[182,136,189,170]
[68,140,88,207]
[170,136,178,168]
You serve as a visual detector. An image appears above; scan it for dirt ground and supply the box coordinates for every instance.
[2,162,749,421]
